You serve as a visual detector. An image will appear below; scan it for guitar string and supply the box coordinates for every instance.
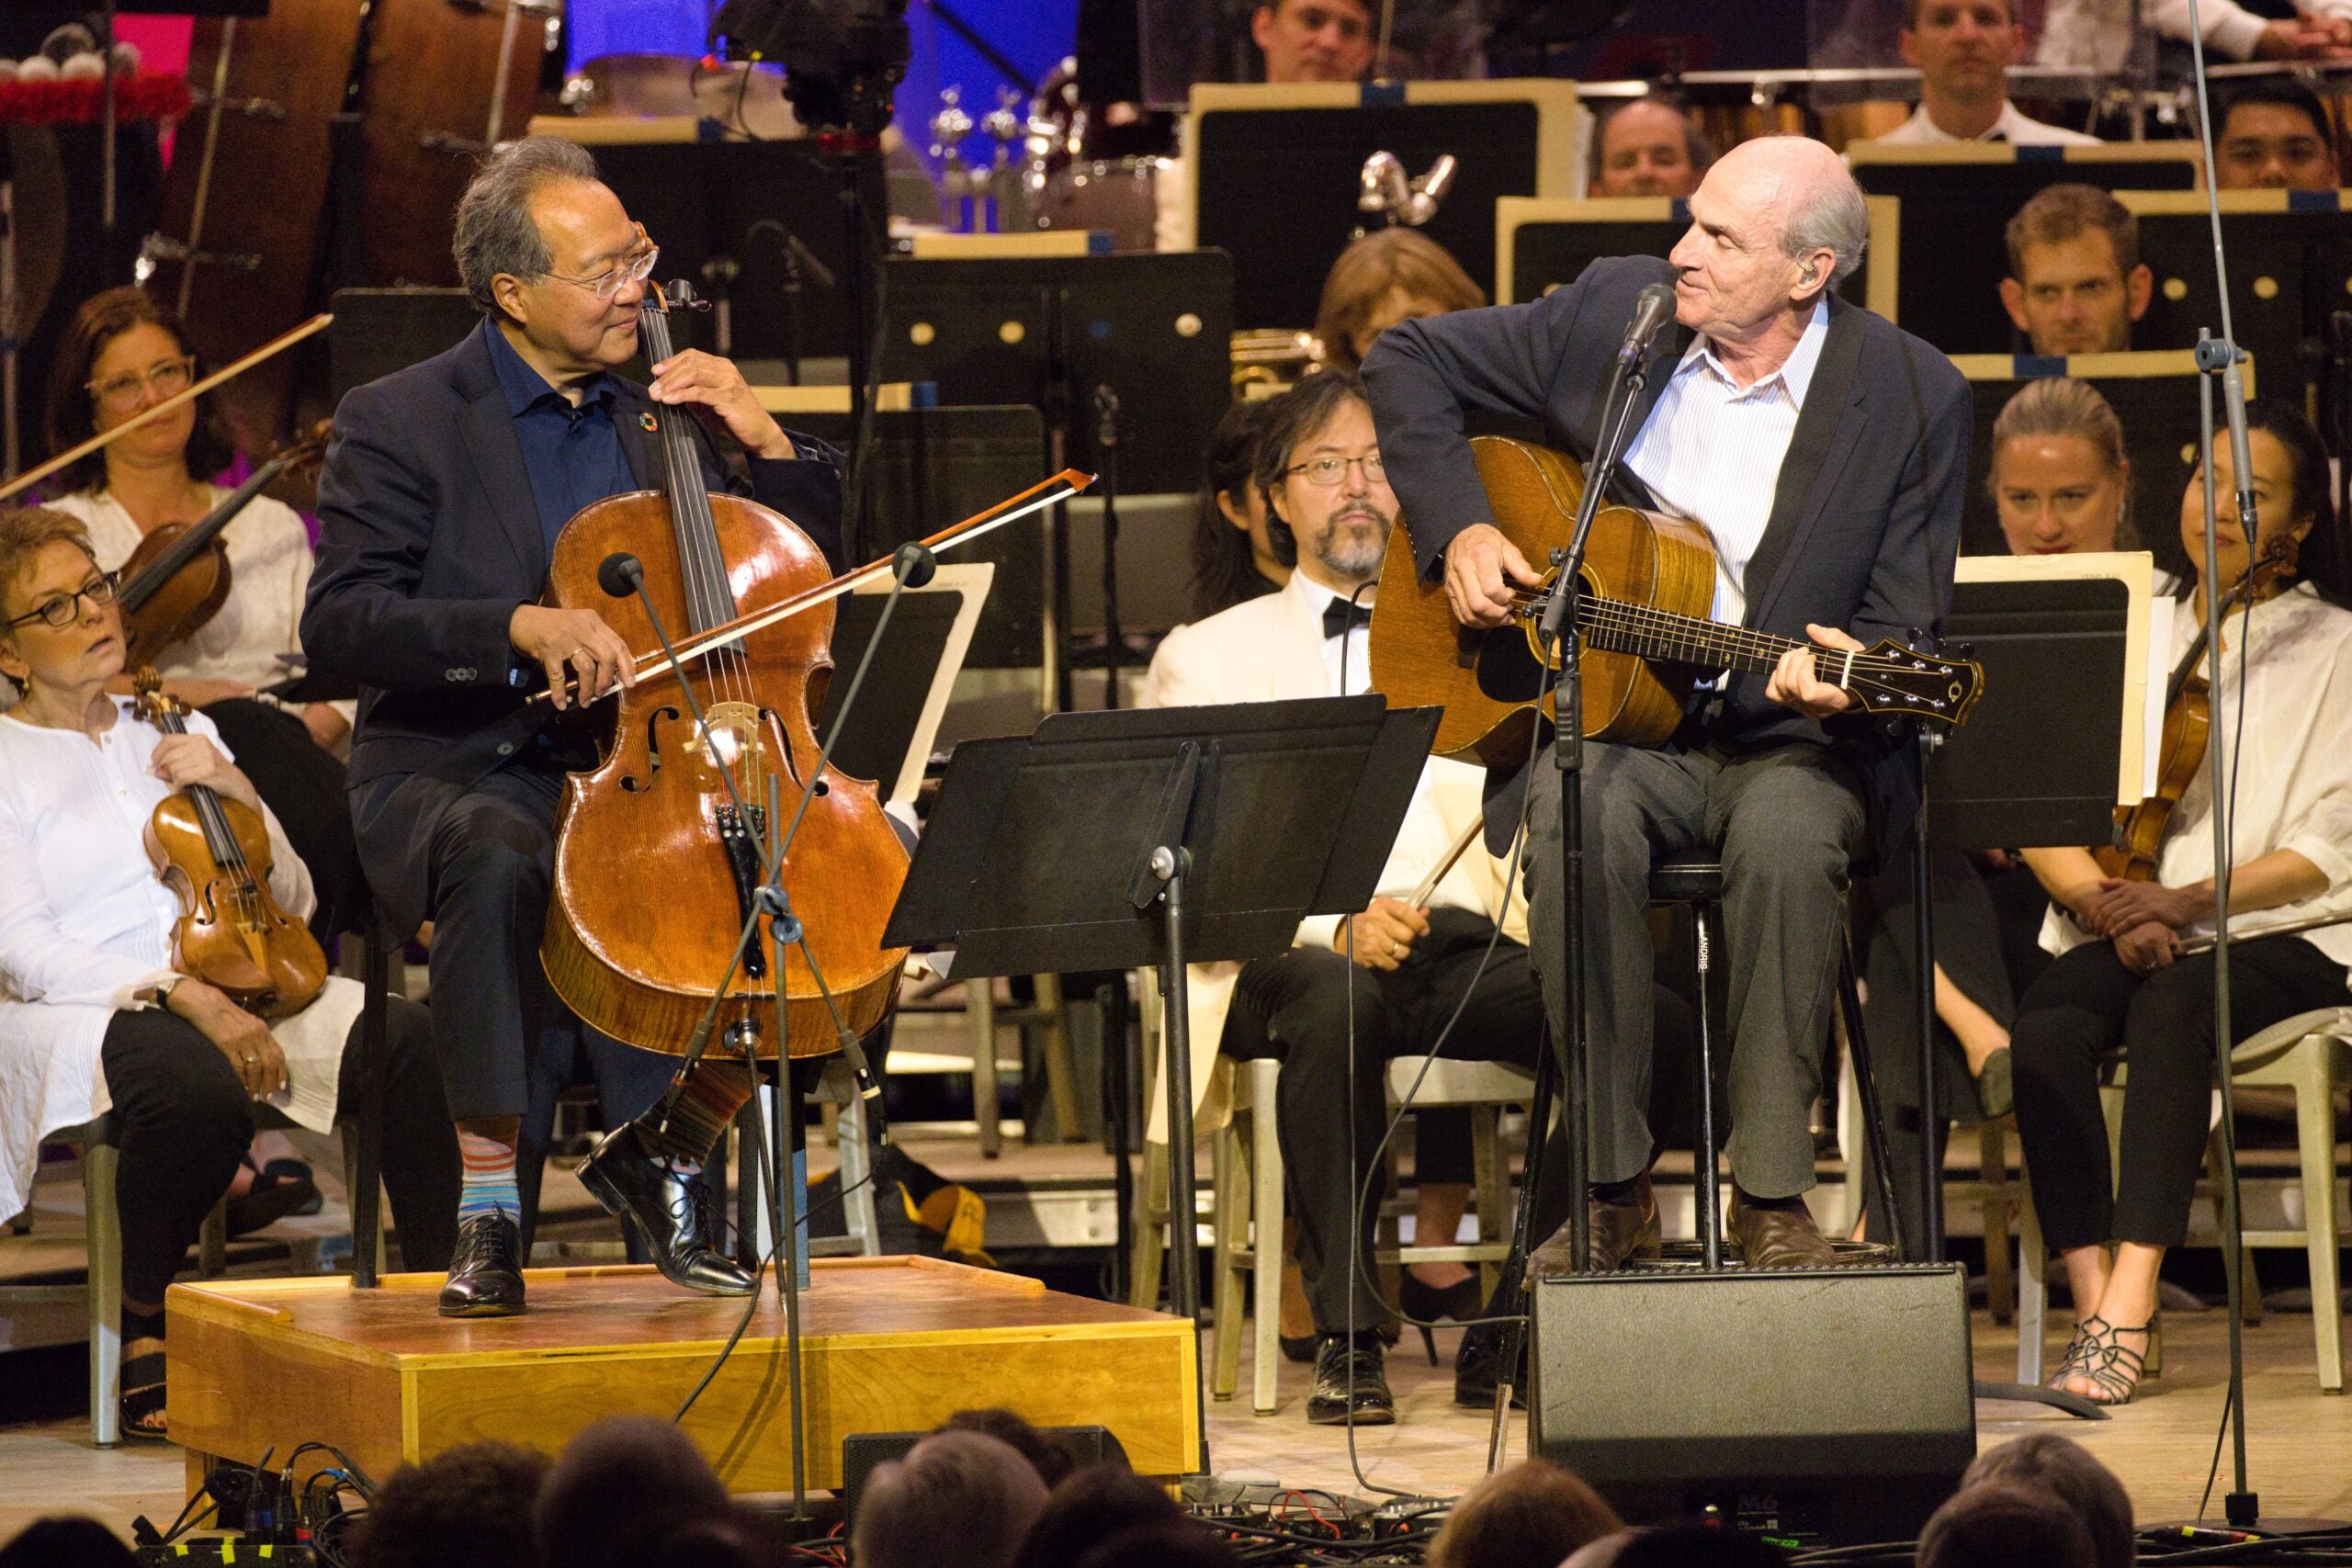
[1572,597,1937,677]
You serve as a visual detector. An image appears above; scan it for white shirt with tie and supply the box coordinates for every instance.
[1623,298,1832,626]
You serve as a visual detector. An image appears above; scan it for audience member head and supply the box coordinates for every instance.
[1609,1525,1791,1566]
[937,1407,1082,1489]
[1425,1458,1623,1568]
[43,285,236,497]
[0,506,120,705]
[2216,79,2340,190]
[1670,136,1867,345]
[1988,378,2131,555]
[534,1416,730,1568]
[0,1517,137,1568]
[350,1440,550,1568]
[1962,1432,2134,1568]
[1315,228,1486,371]
[1902,0,2023,137]
[1917,1482,2097,1568]
[614,1507,780,1568]
[455,136,650,379]
[1069,1525,1240,1568]
[2184,396,2350,607]
[1190,399,1289,618]
[1012,1463,1184,1568]
[2001,185,2151,356]
[855,1431,1049,1568]
[1251,0,1374,84]
[1589,96,1713,198]
[1250,372,1395,595]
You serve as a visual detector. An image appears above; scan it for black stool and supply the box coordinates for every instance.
[1645,853,1905,1268]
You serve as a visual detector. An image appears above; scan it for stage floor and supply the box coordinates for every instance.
[6,1295,2348,1545]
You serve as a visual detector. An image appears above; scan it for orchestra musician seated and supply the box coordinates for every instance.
[1142,373,1548,1426]
[0,505,458,1441]
[36,287,369,943]
[1187,400,1287,621]
[1857,378,2135,1241]
[1251,0,1375,84]
[1313,229,1487,375]
[1999,185,2153,357]
[2013,399,2352,1404]
[2212,78,2344,190]
[1876,0,2099,147]
[1588,95,1715,199]
[300,137,847,1316]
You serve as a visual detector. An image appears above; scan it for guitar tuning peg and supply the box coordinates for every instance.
[1959,642,1975,660]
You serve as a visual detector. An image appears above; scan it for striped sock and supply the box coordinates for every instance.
[634,1059,758,1171]
[457,1129,519,1224]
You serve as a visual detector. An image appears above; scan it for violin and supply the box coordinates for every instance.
[114,422,332,670]
[537,282,910,1060]
[2095,536,2297,882]
[130,668,327,1019]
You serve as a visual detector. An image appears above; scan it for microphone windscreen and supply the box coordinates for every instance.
[597,551,644,599]
[894,543,937,589]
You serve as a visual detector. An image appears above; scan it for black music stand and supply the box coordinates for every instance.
[882,695,1441,1471]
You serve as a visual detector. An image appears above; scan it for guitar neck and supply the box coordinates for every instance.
[1571,593,1812,682]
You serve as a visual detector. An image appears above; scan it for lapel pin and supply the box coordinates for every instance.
[639,412,659,434]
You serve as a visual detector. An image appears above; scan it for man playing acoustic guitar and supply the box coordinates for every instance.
[1362,135,1971,1269]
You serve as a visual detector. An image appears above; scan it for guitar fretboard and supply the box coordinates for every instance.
[1570,594,1818,682]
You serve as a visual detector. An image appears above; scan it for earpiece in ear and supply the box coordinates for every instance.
[1801,265,1820,287]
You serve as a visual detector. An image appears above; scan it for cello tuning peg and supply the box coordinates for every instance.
[663,279,711,312]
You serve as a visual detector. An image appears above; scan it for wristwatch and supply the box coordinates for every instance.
[152,975,187,1010]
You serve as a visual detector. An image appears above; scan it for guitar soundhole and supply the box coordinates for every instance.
[1474,625,1551,704]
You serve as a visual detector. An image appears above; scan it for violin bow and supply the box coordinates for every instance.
[541,468,1096,705]
[0,312,334,501]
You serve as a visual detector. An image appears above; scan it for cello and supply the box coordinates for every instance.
[130,667,327,1019]
[537,282,910,1060]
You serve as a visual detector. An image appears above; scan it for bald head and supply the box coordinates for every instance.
[1711,136,1867,287]
[1668,136,1867,355]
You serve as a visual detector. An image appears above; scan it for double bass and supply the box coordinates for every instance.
[537,283,909,1059]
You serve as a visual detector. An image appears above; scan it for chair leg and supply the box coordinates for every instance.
[1251,1061,1283,1416]
[1130,1140,1167,1312]
[967,980,1002,1159]
[1472,1104,1505,1303]
[835,1093,880,1258]
[1035,973,1087,1145]
[353,922,389,1288]
[1209,1122,1244,1401]
[85,1143,122,1449]
[1981,1119,2014,1326]
[1690,902,1724,1269]
[2292,1053,2345,1393]
[2017,1159,2048,1385]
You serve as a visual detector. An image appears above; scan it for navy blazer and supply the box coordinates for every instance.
[300,322,846,940]
[1361,254,1973,867]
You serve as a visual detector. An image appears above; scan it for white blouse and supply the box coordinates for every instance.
[0,700,359,1220]
[2043,582,2352,976]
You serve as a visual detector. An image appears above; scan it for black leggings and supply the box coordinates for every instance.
[99,996,461,1306]
[2011,934,2350,1252]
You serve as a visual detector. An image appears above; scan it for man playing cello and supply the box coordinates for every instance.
[303,137,847,1316]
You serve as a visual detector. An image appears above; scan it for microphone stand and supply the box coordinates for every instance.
[1535,336,1655,1271]
[603,543,930,1517]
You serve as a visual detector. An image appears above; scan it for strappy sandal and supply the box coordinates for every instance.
[119,1348,169,1441]
[2052,1314,2153,1406]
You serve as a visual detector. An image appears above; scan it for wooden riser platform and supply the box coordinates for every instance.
[164,1257,1197,1494]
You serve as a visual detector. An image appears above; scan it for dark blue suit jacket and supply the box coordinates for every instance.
[300,322,846,939]
[1362,254,1973,867]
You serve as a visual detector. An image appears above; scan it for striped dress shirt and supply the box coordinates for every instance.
[1623,299,1830,627]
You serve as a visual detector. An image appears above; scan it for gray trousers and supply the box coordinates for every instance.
[1526,739,1865,1198]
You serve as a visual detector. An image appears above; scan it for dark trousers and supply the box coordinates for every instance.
[1528,740,1865,1197]
[98,996,459,1306]
[2012,934,2350,1251]
[200,698,368,943]
[1223,908,1544,1335]
[408,761,678,1237]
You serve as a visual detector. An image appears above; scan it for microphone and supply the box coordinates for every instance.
[597,550,644,599]
[1617,282,1677,370]
[893,542,937,589]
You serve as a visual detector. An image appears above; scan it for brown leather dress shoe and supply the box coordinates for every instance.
[1528,1170,1662,1277]
[1726,1189,1838,1269]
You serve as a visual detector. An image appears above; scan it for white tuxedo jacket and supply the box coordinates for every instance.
[1137,571,1524,1142]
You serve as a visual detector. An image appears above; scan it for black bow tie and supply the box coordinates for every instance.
[1323,598,1374,639]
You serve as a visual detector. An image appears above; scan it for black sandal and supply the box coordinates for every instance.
[119,1348,169,1441]
[2052,1314,2152,1406]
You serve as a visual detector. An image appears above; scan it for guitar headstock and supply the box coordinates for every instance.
[1842,639,1984,731]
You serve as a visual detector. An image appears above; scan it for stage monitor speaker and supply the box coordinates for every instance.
[1529,1264,1974,1548]
[840,1425,1128,1522]
[329,288,479,404]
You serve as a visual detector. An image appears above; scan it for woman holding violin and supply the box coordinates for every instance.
[2013,398,2352,1405]
[39,287,368,940]
[0,507,457,1439]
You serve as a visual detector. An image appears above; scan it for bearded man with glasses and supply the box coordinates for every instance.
[301,136,847,1317]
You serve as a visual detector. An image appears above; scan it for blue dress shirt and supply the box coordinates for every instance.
[482,320,640,560]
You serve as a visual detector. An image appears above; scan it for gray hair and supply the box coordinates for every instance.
[1770,137,1870,290]
[452,136,602,318]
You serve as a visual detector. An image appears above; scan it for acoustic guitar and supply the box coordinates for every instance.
[1367,436,1984,767]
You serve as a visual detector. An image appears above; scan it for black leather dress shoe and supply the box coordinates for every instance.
[1453,1318,1529,1410]
[580,1128,756,1297]
[438,1208,526,1317]
[1306,1333,1395,1427]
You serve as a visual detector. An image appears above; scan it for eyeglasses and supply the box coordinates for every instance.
[87,355,197,410]
[545,224,662,301]
[1285,452,1387,487]
[6,572,118,632]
